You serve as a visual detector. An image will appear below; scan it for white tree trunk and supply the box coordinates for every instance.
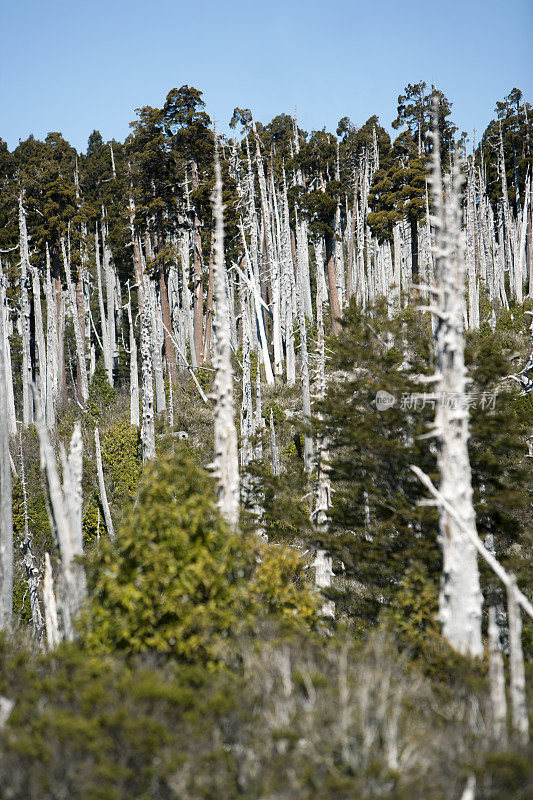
[488,606,507,743]
[19,433,44,641]
[126,288,139,427]
[34,405,86,640]
[0,260,16,435]
[140,274,156,462]
[95,224,113,385]
[269,408,280,476]
[44,245,57,428]
[0,260,13,629]
[212,141,240,528]
[429,122,483,657]
[507,574,529,743]
[312,294,334,617]
[95,427,115,540]
[61,238,89,402]
[19,193,33,425]
[43,552,62,649]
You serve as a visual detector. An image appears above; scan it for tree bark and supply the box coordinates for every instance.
[410,217,419,281]
[212,142,240,528]
[429,127,482,657]
[325,233,342,335]
[0,257,13,629]
[488,607,507,744]
[95,427,115,540]
[507,574,529,744]
[19,194,34,425]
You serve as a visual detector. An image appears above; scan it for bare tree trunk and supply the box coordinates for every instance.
[410,217,419,280]
[269,409,280,476]
[202,239,215,364]
[253,120,283,375]
[126,287,139,427]
[325,233,342,335]
[212,141,240,528]
[312,294,334,617]
[95,427,115,540]
[488,607,507,744]
[140,276,156,462]
[159,266,178,386]
[238,218,274,384]
[0,260,16,435]
[0,258,13,629]
[180,230,197,369]
[19,194,34,425]
[428,120,482,657]
[191,162,205,367]
[34,409,86,641]
[102,215,117,369]
[44,245,58,428]
[61,238,88,403]
[43,553,61,649]
[19,433,44,641]
[94,224,113,385]
[507,574,529,744]
[30,257,47,413]
[296,277,313,472]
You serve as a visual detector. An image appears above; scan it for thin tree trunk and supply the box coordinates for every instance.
[488,607,507,744]
[140,275,156,462]
[507,574,529,744]
[19,194,34,425]
[159,265,178,386]
[126,287,139,427]
[19,433,44,641]
[61,238,88,403]
[191,162,205,366]
[95,427,115,540]
[202,239,215,364]
[410,217,419,281]
[325,233,342,335]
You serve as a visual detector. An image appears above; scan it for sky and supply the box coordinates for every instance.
[1,0,532,153]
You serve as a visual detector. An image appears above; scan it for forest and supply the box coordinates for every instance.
[0,81,532,799]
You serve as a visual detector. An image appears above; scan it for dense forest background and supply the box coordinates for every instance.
[0,81,532,799]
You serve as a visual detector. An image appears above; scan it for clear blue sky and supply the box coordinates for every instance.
[1,0,532,153]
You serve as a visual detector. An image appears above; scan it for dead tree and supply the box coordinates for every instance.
[0,258,13,629]
[424,122,483,656]
[212,139,240,528]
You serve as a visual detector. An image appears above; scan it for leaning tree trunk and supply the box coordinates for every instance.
[428,120,483,658]
[212,140,240,529]
[95,427,115,540]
